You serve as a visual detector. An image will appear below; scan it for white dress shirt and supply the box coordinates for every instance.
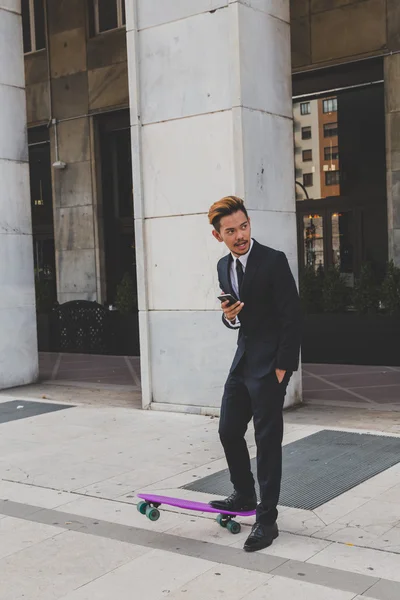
[224,239,254,328]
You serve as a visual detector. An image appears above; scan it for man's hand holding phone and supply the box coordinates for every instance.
[218,293,244,324]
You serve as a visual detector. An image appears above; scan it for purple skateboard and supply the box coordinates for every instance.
[137,493,256,534]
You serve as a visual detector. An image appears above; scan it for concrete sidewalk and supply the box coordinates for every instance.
[0,394,400,599]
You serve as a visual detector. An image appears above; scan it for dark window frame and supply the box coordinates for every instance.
[302,126,312,140]
[22,0,46,54]
[300,102,311,115]
[302,149,313,162]
[324,122,338,138]
[323,97,338,113]
[303,173,314,187]
[325,170,340,186]
[91,0,126,35]
[324,146,339,160]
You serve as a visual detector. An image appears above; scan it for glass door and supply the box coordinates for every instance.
[302,212,325,274]
[330,210,355,286]
[298,207,356,281]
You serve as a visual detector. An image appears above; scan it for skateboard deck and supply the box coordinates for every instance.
[137,493,256,534]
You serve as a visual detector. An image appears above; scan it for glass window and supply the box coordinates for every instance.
[294,85,388,279]
[28,141,53,228]
[22,0,32,53]
[33,0,46,50]
[304,215,324,271]
[302,149,312,162]
[324,146,339,160]
[325,170,340,186]
[22,0,45,53]
[331,211,354,277]
[98,0,118,32]
[324,122,338,137]
[303,173,313,187]
[300,102,311,115]
[93,0,125,34]
[323,97,338,113]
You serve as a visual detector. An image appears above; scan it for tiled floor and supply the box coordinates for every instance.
[38,353,400,410]
[303,364,400,409]
[39,352,141,387]
[1,402,400,599]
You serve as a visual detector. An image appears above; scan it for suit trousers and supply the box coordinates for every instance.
[219,354,292,525]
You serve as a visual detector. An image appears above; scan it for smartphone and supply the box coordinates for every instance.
[218,293,238,306]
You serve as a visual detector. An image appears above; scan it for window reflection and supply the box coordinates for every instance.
[323,98,338,113]
[29,142,53,226]
[303,215,324,272]
[323,122,338,137]
[332,211,354,283]
[294,97,340,201]
[294,84,387,279]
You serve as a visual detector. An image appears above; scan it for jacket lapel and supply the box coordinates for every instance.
[241,239,262,301]
[219,254,236,298]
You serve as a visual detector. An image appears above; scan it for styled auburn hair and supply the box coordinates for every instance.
[208,196,249,232]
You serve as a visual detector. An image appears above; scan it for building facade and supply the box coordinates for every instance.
[0,0,399,410]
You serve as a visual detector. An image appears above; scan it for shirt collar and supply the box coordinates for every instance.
[231,238,254,270]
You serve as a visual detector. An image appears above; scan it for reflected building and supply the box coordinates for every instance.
[293,84,387,287]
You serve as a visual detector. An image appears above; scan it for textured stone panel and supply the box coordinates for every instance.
[50,28,87,78]
[311,0,386,63]
[57,250,97,294]
[53,161,93,208]
[139,10,231,124]
[26,82,50,125]
[291,16,311,68]
[88,62,129,110]
[24,50,48,86]
[55,206,95,251]
[57,118,90,164]
[47,0,86,34]
[388,0,400,51]
[87,29,127,70]
[51,72,89,120]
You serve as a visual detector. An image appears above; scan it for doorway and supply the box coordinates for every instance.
[97,110,137,306]
[28,127,57,311]
[294,82,388,282]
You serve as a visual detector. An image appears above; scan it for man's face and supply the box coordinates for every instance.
[212,210,251,256]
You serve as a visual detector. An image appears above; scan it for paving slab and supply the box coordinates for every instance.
[0,392,400,598]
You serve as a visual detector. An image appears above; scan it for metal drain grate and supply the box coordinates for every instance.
[182,430,400,510]
[0,400,73,424]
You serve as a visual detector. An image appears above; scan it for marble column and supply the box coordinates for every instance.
[0,2,38,388]
[385,54,400,265]
[126,1,301,411]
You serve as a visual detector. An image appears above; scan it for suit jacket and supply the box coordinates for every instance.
[217,239,301,377]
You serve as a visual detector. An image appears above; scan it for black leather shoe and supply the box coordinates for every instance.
[209,491,257,513]
[243,522,279,552]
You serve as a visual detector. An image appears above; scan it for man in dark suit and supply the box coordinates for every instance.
[208,196,301,552]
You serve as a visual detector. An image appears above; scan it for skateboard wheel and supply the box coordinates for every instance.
[227,520,241,534]
[216,514,228,528]
[137,501,148,515]
[146,506,160,521]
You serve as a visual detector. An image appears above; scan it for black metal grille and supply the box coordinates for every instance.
[0,400,73,424]
[53,300,110,354]
[182,430,400,510]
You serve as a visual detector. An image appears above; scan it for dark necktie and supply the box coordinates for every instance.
[236,259,244,299]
